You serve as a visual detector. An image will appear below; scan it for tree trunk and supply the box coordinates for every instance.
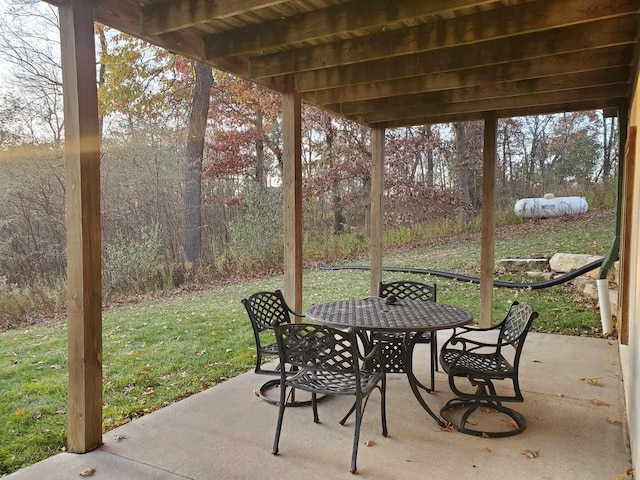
[425,125,434,188]
[255,109,265,188]
[184,61,213,263]
[454,122,473,224]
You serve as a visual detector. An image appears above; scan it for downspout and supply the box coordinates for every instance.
[597,106,628,335]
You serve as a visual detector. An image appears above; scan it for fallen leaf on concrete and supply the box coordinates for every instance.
[364,440,376,447]
[521,450,539,459]
[440,422,456,432]
[580,377,602,386]
[590,399,610,406]
[481,432,490,439]
[558,393,565,397]
[531,359,541,363]
[607,418,622,425]
[480,407,496,414]
[114,434,128,441]
[79,467,96,477]
[253,389,260,397]
[613,466,634,479]
[506,420,519,429]
[466,418,477,425]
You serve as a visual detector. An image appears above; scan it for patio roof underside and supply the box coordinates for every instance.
[86,0,639,128]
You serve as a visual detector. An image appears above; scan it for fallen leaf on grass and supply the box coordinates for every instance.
[79,467,96,477]
[32,412,42,420]
[364,440,376,447]
[590,399,609,407]
[521,449,539,459]
[580,377,602,386]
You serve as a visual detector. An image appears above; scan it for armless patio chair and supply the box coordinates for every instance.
[439,301,538,437]
[372,280,438,391]
[271,322,387,474]
[241,289,309,406]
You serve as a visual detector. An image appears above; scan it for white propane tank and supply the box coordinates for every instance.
[514,194,588,219]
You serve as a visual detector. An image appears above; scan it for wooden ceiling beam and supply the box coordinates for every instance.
[93,0,286,92]
[204,0,498,59]
[358,84,629,124]
[369,97,625,128]
[336,67,630,115]
[141,0,289,35]
[249,0,638,78]
[311,45,633,105]
[295,16,638,92]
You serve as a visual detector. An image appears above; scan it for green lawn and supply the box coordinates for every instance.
[0,209,615,475]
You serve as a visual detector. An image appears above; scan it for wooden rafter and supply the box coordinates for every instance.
[248,0,638,78]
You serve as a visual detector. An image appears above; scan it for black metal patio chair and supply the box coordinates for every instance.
[372,280,438,391]
[241,289,309,406]
[271,322,387,474]
[439,301,538,437]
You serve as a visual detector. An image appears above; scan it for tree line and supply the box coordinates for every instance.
[0,2,618,317]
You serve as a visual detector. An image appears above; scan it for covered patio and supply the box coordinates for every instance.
[5,332,630,479]
[25,0,640,477]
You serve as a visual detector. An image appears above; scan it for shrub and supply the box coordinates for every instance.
[103,225,166,295]
[227,186,284,271]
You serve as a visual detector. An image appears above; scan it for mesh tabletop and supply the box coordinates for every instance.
[306,297,473,332]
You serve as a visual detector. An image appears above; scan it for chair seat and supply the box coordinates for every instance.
[260,341,278,356]
[440,349,513,377]
[286,369,384,397]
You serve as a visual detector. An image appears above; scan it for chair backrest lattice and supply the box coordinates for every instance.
[498,302,538,352]
[378,281,436,302]
[242,290,292,333]
[276,324,357,373]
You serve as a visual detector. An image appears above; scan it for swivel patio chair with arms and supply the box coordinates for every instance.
[241,289,310,406]
[372,280,438,391]
[271,322,387,474]
[439,301,538,437]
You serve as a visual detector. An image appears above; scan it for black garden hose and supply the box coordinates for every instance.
[319,258,604,290]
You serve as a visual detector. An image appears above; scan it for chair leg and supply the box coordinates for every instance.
[381,375,388,437]
[339,401,357,426]
[432,332,439,372]
[429,340,435,392]
[272,380,288,455]
[350,397,363,474]
[312,393,320,423]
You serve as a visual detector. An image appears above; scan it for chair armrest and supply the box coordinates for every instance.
[442,325,501,352]
[359,342,382,363]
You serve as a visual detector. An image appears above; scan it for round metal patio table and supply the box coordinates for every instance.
[306,296,473,425]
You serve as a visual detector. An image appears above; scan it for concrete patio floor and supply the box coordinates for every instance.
[5,332,632,480]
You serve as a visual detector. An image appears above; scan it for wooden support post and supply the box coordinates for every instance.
[282,75,303,316]
[60,0,103,453]
[619,117,634,346]
[479,114,497,327]
[370,128,385,295]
